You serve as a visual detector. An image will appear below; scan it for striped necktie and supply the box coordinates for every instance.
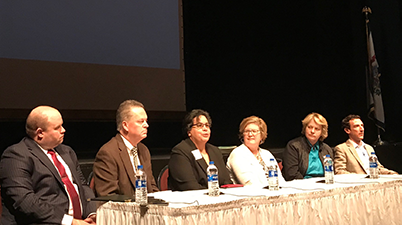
[130,146,139,170]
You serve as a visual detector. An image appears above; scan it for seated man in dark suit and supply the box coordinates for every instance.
[0,106,97,225]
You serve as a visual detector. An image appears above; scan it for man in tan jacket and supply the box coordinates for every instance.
[334,114,398,175]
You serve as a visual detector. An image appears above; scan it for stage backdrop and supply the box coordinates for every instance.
[183,1,402,148]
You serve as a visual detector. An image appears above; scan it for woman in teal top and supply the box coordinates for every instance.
[282,112,333,181]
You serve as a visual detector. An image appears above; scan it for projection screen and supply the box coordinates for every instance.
[0,1,185,119]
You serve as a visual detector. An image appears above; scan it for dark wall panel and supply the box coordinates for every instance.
[0,58,185,112]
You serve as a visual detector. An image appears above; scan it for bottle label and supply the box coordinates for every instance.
[269,170,277,178]
[325,165,333,172]
[136,180,147,188]
[369,162,378,168]
[208,174,218,182]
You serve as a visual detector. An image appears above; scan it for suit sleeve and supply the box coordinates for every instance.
[93,146,121,196]
[334,145,351,175]
[378,162,398,174]
[282,142,304,181]
[0,146,64,224]
[168,147,204,191]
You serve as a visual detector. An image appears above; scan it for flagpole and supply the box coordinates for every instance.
[362,6,386,147]
[362,6,372,78]
[375,127,385,147]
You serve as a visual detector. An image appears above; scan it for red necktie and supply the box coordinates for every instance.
[47,150,82,219]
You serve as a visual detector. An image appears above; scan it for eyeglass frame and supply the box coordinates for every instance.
[243,129,261,135]
[192,122,211,129]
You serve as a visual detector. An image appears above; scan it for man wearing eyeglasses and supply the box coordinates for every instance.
[93,100,159,197]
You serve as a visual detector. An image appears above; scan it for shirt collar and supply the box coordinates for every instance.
[36,143,53,155]
[120,134,135,150]
[350,139,365,149]
[307,139,320,151]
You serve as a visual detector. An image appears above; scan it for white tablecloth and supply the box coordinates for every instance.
[97,175,402,225]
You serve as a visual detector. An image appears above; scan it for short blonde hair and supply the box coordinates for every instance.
[239,116,268,144]
[301,112,328,141]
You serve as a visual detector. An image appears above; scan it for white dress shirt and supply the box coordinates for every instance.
[351,140,370,173]
[121,135,141,172]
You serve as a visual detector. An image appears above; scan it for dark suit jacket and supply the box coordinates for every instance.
[0,137,96,225]
[93,134,159,197]
[168,138,232,191]
[282,136,334,181]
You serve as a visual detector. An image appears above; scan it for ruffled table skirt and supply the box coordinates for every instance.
[97,180,402,225]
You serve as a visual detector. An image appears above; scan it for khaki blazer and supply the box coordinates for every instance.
[334,139,396,175]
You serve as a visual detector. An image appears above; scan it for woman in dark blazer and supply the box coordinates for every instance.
[282,112,333,181]
[168,109,232,191]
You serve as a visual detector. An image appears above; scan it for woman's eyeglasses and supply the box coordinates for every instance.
[243,129,260,135]
[192,123,210,129]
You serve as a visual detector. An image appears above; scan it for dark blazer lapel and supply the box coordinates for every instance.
[55,145,88,211]
[300,137,311,175]
[55,145,80,185]
[185,139,208,174]
[207,145,220,168]
[24,138,64,186]
[116,135,137,187]
[196,157,208,175]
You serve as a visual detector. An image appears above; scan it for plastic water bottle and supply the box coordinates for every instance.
[323,154,334,184]
[207,161,219,196]
[369,152,379,179]
[135,165,147,205]
[268,158,279,190]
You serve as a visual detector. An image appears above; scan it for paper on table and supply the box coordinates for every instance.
[379,174,402,179]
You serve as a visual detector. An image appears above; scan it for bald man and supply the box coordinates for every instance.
[0,106,96,225]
